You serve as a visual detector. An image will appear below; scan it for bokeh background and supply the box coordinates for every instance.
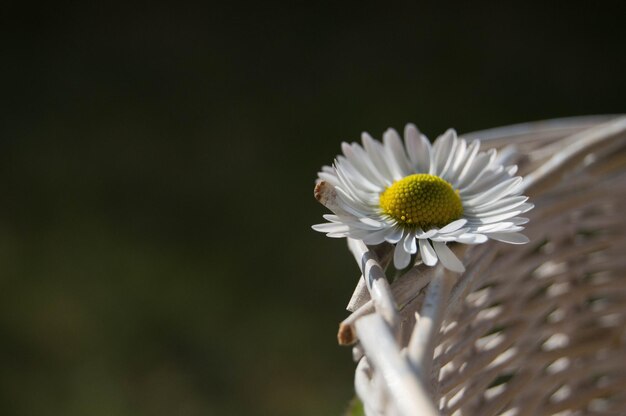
[1,2,625,415]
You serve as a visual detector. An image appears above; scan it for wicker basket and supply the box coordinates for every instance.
[315,115,626,416]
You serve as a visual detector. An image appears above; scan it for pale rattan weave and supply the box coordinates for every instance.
[316,116,626,416]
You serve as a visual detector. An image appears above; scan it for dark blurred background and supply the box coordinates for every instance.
[1,2,625,415]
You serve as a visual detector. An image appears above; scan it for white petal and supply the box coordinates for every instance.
[438,219,468,234]
[442,138,467,182]
[438,132,462,179]
[493,145,518,166]
[430,235,461,242]
[506,165,518,175]
[326,232,349,238]
[419,239,438,266]
[404,123,431,173]
[345,142,389,188]
[318,171,340,187]
[431,129,456,175]
[467,204,534,225]
[403,230,417,253]
[335,160,378,201]
[474,221,518,233]
[383,128,411,178]
[466,210,528,225]
[466,203,534,219]
[322,214,341,222]
[488,232,530,244]
[394,243,412,269]
[362,132,393,184]
[450,139,480,188]
[335,156,380,193]
[311,223,349,233]
[358,217,385,229]
[417,229,438,239]
[344,220,385,231]
[468,195,528,214]
[321,165,334,174]
[454,233,488,244]
[462,170,523,203]
[457,149,496,190]
[460,166,510,196]
[463,177,523,207]
[334,187,371,217]
[385,227,404,244]
[433,241,465,273]
[347,228,380,239]
[362,228,394,245]
[333,182,372,208]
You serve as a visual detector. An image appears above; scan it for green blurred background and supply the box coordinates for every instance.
[1,2,625,415]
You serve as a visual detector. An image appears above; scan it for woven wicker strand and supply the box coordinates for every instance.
[315,115,626,416]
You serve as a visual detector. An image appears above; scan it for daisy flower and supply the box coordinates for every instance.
[312,124,533,273]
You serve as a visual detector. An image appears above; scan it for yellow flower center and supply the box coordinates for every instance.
[379,174,463,229]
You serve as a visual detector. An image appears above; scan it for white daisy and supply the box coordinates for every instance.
[312,124,533,273]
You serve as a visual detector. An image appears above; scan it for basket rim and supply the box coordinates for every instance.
[463,114,625,142]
